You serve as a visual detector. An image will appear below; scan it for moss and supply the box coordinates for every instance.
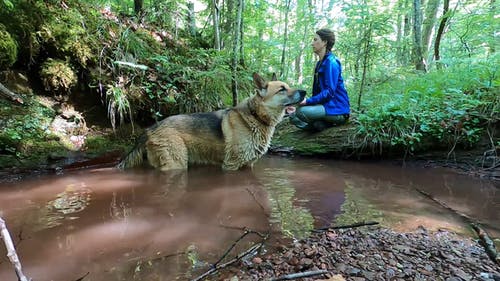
[0,25,18,70]
[84,135,131,158]
[39,58,77,94]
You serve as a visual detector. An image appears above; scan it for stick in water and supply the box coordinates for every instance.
[0,217,30,281]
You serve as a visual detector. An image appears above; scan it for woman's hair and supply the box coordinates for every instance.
[316,29,336,52]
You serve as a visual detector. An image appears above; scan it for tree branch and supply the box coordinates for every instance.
[0,217,31,281]
[0,83,24,104]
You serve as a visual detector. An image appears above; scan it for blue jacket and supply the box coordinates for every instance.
[306,52,350,115]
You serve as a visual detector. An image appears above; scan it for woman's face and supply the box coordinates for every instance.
[311,34,326,54]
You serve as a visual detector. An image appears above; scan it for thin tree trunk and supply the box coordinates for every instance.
[403,0,411,66]
[413,0,427,71]
[239,0,245,67]
[280,0,291,79]
[422,0,440,61]
[187,2,196,36]
[213,0,221,50]
[396,0,404,65]
[231,0,243,106]
[358,24,372,111]
[434,0,450,70]
[488,0,496,54]
[134,0,143,15]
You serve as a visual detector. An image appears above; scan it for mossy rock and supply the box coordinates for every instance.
[0,25,18,70]
[39,58,77,95]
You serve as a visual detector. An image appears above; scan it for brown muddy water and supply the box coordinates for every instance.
[0,156,498,281]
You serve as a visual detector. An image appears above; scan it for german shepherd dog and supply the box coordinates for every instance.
[118,73,306,171]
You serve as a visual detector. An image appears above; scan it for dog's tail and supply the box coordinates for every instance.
[117,134,147,169]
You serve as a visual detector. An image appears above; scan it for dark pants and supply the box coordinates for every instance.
[290,105,348,131]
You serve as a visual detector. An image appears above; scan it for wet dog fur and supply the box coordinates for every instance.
[117,72,306,171]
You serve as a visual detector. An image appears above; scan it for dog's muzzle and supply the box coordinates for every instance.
[285,90,307,106]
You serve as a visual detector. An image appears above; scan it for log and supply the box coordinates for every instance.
[0,82,24,104]
[271,121,362,157]
[0,217,30,281]
[471,223,500,265]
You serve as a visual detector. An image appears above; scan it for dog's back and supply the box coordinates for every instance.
[118,110,228,170]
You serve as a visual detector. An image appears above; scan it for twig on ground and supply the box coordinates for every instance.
[191,242,264,281]
[270,269,329,281]
[0,217,31,281]
[313,221,379,233]
[212,228,267,269]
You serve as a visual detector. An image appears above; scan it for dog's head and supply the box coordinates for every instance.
[252,72,306,110]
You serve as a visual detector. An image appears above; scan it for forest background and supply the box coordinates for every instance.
[0,0,498,171]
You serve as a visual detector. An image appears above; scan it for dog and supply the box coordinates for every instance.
[117,72,306,171]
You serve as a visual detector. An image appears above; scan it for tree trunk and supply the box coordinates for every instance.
[488,0,496,54]
[357,24,372,111]
[213,0,221,50]
[280,0,291,79]
[187,2,196,36]
[413,0,427,71]
[231,0,243,106]
[396,0,404,65]
[239,0,245,67]
[134,0,143,16]
[434,0,450,70]
[422,0,440,62]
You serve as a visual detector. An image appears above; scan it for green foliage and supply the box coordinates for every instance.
[40,58,78,94]
[149,49,242,117]
[0,97,55,158]
[105,85,133,130]
[0,25,17,70]
[354,55,499,153]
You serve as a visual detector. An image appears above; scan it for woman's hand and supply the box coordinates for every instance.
[299,98,307,105]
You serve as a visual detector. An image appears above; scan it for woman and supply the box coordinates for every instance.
[289,28,350,131]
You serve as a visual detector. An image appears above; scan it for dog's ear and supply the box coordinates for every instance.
[271,73,277,81]
[253,72,267,90]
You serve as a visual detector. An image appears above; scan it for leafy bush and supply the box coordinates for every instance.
[149,48,246,117]
[0,97,55,157]
[354,56,499,153]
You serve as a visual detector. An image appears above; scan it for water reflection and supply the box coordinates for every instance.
[0,156,498,281]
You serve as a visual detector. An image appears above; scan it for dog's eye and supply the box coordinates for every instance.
[280,86,287,91]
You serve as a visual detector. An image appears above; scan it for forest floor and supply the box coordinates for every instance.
[217,225,500,281]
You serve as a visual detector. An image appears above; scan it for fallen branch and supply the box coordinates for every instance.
[313,221,379,233]
[0,217,31,281]
[416,188,500,264]
[191,242,264,281]
[213,228,267,268]
[0,82,24,104]
[270,269,329,281]
[471,223,499,265]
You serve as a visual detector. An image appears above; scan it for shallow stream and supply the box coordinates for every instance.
[0,156,498,280]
